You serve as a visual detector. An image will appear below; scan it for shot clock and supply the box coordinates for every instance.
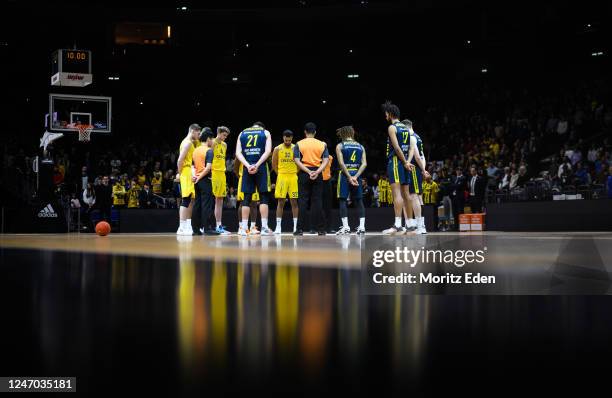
[51,49,92,86]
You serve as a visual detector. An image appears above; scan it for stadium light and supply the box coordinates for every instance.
[481,68,488,73]
[322,99,327,104]
[167,26,171,38]
[347,74,359,79]
[232,77,238,81]
[591,51,604,57]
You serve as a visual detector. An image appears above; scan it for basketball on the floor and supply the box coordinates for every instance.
[95,221,111,236]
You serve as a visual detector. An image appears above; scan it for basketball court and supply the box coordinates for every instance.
[2,2,611,394]
[2,231,612,393]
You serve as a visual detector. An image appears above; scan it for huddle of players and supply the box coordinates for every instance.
[174,100,427,236]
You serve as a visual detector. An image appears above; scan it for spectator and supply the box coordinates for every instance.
[52,165,64,186]
[450,167,466,229]
[82,182,96,209]
[556,115,568,136]
[127,180,140,209]
[574,162,591,186]
[558,157,572,178]
[516,165,529,188]
[139,182,155,209]
[151,171,163,195]
[136,167,146,188]
[94,176,112,221]
[81,166,89,191]
[486,161,498,178]
[467,166,485,213]
[361,178,372,207]
[70,193,81,209]
[112,178,126,208]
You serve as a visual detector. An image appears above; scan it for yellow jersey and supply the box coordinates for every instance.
[179,137,199,170]
[151,173,162,194]
[127,188,139,208]
[276,143,297,174]
[112,184,126,206]
[422,180,440,204]
[212,140,227,172]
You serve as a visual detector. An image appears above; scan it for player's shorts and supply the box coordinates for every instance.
[211,170,227,198]
[240,164,271,194]
[408,166,423,194]
[387,156,409,185]
[237,175,260,202]
[337,170,363,200]
[275,173,298,199]
[179,167,195,198]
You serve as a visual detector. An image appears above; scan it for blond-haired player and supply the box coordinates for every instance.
[176,123,202,235]
[272,129,299,234]
[212,126,231,235]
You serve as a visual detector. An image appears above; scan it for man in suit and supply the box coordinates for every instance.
[468,166,486,213]
[139,182,155,209]
[450,167,466,230]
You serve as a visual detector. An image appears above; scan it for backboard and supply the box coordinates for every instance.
[49,94,112,133]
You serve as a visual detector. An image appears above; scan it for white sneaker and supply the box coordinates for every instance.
[383,226,401,235]
[336,226,351,235]
[176,226,184,235]
[416,227,427,235]
[261,227,273,236]
[183,226,193,236]
[356,227,366,235]
[238,227,248,236]
[274,227,282,235]
[249,226,260,235]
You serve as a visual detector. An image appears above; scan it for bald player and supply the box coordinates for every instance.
[272,129,299,234]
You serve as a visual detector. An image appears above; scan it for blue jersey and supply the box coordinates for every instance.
[386,122,410,160]
[410,131,424,166]
[340,140,364,174]
[239,127,267,164]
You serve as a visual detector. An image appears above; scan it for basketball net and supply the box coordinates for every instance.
[76,124,93,142]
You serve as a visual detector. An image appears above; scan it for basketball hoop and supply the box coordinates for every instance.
[76,124,93,142]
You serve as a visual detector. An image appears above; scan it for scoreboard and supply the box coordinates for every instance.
[51,49,92,87]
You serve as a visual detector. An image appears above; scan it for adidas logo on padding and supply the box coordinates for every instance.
[38,204,58,218]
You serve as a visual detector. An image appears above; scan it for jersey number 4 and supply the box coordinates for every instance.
[350,150,357,162]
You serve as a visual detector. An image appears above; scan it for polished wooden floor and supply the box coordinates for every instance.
[1,231,612,394]
[1,231,610,268]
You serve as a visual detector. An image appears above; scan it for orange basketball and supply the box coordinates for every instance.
[95,221,111,236]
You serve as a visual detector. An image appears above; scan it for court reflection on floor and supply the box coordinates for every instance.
[170,251,433,387]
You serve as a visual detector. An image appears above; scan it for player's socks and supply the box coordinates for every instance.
[342,217,349,229]
[216,222,221,228]
[276,218,282,229]
[261,218,268,229]
[359,217,365,229]
[293,218,298,232]
[395,217,401,228]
